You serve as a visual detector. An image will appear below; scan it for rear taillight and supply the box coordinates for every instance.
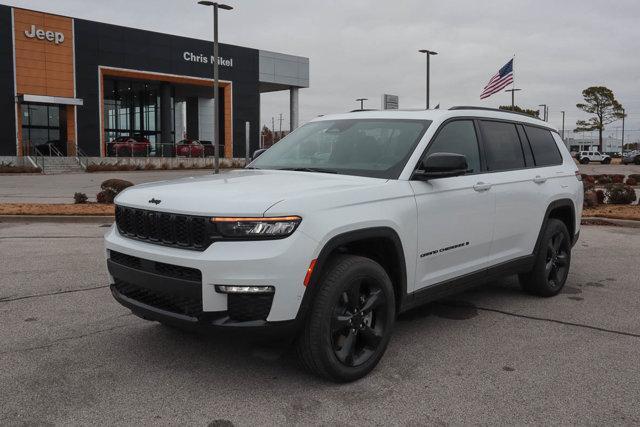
[575,171,582,181]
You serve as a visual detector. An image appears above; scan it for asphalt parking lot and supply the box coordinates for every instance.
[1,221,639,425]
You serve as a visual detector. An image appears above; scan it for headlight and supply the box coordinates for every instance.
[211,216,302,239]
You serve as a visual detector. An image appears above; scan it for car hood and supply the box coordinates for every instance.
[115,169,387,216]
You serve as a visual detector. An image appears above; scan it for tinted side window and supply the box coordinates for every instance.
[425,120,481,174]
[524,125,562,166]
[480,121,525,171]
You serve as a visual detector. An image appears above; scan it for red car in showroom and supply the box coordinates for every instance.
[175,139,215,157]
[107,136,151,157]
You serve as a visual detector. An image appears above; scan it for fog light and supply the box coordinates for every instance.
[215,285,275,294]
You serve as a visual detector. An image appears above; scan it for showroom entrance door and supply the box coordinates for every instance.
[20,103,68,156]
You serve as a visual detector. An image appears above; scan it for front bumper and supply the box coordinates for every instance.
[104,224,318,330]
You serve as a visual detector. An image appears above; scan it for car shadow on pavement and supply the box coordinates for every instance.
[104,275,538,384]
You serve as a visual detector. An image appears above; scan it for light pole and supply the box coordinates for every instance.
[198,1,233,174]
[418,49,437,109]
[538,104,547,121]
[355,98,368,110]
[561,110,565,140]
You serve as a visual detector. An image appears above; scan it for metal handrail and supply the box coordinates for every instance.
[76,146,90,169]
[32,146,46,173]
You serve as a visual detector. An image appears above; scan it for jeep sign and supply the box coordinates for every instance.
[24,24,65,45]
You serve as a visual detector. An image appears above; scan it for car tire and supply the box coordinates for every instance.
[296,254,396,382]
[580,158,589,164]
[519,218,571,297]
[635,156,640,165]
[118,147,131,157]
[602,158,611,164]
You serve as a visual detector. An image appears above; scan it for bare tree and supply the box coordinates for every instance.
[574,86,625,152]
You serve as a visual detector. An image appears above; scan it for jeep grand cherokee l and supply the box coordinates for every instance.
[105,107,582,382]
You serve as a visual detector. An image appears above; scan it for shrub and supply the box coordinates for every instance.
[96,189,116,204]
[73,192,88,204]
[595,174,612,185]
[86,161,137,173]
[626,177,637,186]
[595,189,606,204]
[100,179,133,195]
[612,174,625,184]
[605,184,637,205]
[629,174,640,182]
[582,174,595,185]
[0,161,42,173]
[583,190,598,208]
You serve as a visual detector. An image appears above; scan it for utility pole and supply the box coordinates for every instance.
[538,104,548,122]
[418,49,438,109]
[271,117,275,143]
[504,88,522,108]
[561,110,565,139]
[355,98,367,110]
[198,1,233,174]
[621,107,626,157]
[278,113,283,137]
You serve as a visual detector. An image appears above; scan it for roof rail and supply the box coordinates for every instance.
[349,109,379,112]
[449,106,543,120]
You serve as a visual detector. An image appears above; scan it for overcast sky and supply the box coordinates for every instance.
[5,0,639,141]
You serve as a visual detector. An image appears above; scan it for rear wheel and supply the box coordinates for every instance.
[580,158,589,164]
[635,156,640,165]
[519,219,571,297]
[296,255,395,382]
[602,157,611,164]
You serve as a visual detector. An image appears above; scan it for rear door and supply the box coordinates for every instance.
[411,119,495,290]
[479,120,548,265]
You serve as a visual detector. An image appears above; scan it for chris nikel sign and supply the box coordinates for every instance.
[183,51,233,67]
[24,24,65,44]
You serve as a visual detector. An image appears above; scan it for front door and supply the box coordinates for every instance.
[410,119,495,291]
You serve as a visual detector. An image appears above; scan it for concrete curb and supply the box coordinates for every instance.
[582,216,640,228]
[0,215,114,224]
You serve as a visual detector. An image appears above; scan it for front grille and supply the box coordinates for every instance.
[109,251,202,282]
[115,205,213,251]
[114,279,203,318]
[227,293,274,321]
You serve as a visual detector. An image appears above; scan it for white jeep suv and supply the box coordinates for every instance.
[105,107,583,382]
[576,150,611,164]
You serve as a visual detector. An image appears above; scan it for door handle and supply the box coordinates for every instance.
[533,175,547,184]
[473,182,492,192]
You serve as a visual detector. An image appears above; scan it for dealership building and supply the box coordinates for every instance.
[0,5,309,159]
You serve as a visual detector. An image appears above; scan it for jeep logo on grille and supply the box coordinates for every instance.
[148,198,161,205]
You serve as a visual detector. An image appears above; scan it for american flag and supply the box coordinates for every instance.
[480,59,514,99]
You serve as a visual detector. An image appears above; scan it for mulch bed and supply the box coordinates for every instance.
[582,205,640,221]
[0,203,115,216]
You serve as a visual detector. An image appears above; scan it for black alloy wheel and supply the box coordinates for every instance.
[544,230,570,291]
[331,278,389,367]
[296,254,395,382]
[519,218,571,297]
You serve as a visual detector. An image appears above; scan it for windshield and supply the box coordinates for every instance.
[250,119,431,179]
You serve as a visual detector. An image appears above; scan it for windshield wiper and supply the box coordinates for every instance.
[277,167,338,174]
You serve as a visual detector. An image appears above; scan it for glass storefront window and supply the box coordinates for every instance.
[104,78,166,156]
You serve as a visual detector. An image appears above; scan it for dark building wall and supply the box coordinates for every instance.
[0,5,16,155]
[73,19,259,157]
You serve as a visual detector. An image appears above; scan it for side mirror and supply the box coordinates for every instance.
[252,148,267,161]
[413,152,469,180]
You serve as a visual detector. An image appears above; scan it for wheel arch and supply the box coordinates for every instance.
[296,227,408,322]
[534,199,577,254]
